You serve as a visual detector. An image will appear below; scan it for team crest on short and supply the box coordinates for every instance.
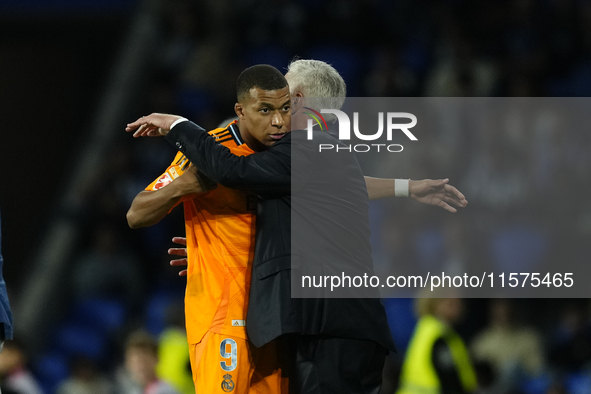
[221,373,235,392]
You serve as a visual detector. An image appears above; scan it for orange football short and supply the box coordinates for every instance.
[189,331,288,393]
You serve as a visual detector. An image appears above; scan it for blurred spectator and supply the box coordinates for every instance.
[397,296,477,394]
[156,303,194,394]
[424,12,499,98]
[56,356,113,394]
[364,47,419,97]
[471,299,545,393]
[0,340,43,394]
[115,330,179,394]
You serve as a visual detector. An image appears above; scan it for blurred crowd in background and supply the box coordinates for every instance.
[2,0,591,393]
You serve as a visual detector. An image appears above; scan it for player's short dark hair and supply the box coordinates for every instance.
[236,64,288,101]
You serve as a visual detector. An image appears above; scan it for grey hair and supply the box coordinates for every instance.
[286,59,346,123]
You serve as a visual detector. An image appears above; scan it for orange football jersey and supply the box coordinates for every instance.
[146,121,256,344]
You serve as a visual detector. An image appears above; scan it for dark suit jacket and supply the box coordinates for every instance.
[166,121,395,351]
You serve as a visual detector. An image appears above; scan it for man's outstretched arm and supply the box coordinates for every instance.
[364,177,467,213]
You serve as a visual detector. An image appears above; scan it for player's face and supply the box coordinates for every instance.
[236,86,291,151]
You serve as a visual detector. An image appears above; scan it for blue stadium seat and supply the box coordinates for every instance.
[145,290,183,336]
[414,228,445,272]
[306,44,362,95]
[69,297,126,332]
[55,323,106,360]
[548,62,591,96]
[490,226,549,273]
[383,297,417,354]
[245,45,292,72]
[401,41,431,74]
[565,371,591,394]
[520,374,551,394]
[176,86,214,118]
[31,352,70,394]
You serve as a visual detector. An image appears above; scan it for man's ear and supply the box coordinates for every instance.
[291,92,304,114]
[235,102,245,118]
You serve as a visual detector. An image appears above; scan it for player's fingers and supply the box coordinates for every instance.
[170,258,188,266]
[172,237,187,246]
[178,269,188,277]
[168,248,187,256]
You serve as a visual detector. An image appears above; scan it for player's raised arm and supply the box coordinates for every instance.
[127,165,212,228]
[364,177,467,213]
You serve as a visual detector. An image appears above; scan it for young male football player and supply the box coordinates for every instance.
[127,65,291,393]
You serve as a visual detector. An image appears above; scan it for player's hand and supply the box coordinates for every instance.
[169,236,188,277]
[126,113,185,137]
[409,179,467,213]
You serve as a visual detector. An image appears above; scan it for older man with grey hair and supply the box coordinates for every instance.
[285,59,346,124]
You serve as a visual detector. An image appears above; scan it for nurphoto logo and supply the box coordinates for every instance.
[305,109,418,153]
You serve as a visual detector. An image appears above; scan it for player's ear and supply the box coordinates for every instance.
[235,102,245,118]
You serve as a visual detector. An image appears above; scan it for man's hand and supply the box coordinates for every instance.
[169,237,188,277]
[409,179,467,213]
[126,113,185,137]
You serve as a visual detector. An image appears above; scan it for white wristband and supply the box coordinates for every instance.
[170,117,188,130]
[394,179,410,198]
